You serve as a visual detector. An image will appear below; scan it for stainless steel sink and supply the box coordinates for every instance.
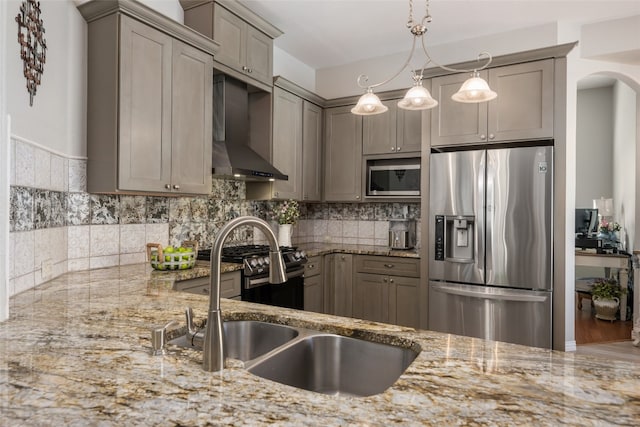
[168,320,299,362]
[247,334,419,397]
[224,321,298,361]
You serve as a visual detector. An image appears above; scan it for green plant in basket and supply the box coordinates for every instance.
[591,278,625,300]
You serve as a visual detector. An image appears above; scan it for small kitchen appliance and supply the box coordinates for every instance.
[389,219,416,250]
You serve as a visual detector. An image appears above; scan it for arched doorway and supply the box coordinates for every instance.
[574,72,639,355]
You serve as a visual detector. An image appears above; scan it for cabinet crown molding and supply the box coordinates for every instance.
[274,76,326,107]
[78,0,220,56]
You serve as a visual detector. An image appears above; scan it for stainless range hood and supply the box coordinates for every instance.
[212,74,288,181]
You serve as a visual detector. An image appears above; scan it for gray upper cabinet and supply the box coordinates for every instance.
[301,101,323,201]
[78,2,217,195]
[181,0,281,90]
[271,80,324,201]
[272,87,303,200]
[363,100,422,155]
[324,105,363,202]
[431,59,554,147]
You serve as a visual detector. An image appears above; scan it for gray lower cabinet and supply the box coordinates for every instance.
[363,100,422,155]
[82,10,214,194]
[324,106,363,202]
[173,270,241,300]
[353,255,420,328]
[323,253,353,317]
[303,256,323,313]
[431,59,554,147]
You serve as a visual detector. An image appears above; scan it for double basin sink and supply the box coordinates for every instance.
[170,320,420,397]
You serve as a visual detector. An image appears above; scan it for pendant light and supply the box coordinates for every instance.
[352,0,497,116]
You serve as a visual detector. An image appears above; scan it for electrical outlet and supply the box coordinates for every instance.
[41,258,53,280]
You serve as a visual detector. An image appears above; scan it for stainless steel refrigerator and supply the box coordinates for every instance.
[428,145,553,348]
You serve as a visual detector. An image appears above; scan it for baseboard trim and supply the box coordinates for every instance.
[565,340,577,352]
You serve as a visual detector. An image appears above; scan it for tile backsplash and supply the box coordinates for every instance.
[8,138,420,297]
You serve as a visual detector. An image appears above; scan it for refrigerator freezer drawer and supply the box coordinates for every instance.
[428,282,552,349]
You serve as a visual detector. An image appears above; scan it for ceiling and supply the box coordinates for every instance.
[238,0,640,70]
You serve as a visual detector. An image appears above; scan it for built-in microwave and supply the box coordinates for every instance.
[366,159,421,196]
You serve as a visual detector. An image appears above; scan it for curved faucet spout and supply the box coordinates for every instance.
[203,216,286,372]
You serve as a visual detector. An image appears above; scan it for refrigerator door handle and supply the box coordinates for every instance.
[432,283,549,303]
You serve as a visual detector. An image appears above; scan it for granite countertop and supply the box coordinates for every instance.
[1,263,638,425]
[300,242,419,259]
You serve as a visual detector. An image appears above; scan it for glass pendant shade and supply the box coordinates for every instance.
[351,90,388,115]
[451,73,497,103]
[398,83,438,110]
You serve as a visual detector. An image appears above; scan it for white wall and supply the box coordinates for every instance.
[575,86,614,208]
[1,0,9,321]
[273,46,316,93]
[612,81,637,251]
[315,22,559,99]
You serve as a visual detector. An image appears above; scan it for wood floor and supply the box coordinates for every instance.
[574,301,639,363]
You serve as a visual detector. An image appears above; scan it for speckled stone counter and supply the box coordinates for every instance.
[1,263,638,426]
[299,243,419,259]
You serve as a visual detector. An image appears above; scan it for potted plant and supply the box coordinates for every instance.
[591,277,625,321]
[272,200,300,247]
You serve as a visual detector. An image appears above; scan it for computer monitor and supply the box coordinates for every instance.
[575,208,598,236]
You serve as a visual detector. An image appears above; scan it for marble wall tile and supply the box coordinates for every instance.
[34,148,51,190]
[50,191,66,227]
[208,199,225,223]
[50,154,66,192]
[51,260,68,280]
[10,186,33,232]
[190,198,208,223]
[90,225,120,256]
[374,204,392,220]
[327,220,343,240]
[34,228,52,273]
[34,190,51,229]
[328,204,344,220]
[119,196,146,224]
[225,201,242,221]
[374,221,389,241]
[11,273,35,297]
[68,226,90,260]
[358,221,375,239]
[15,141,35,187]
[357,203,376,220]
[305,203,327,220]
[146,197,168,223]
[169,222,208,248]
[342,220,358,238]
[91,195,119,225]
[90,255,120,270]
[13,230,35,278]
[169,198,191,223]
[120,253,146,266]
[8,233,15,280]
[68,159,87,192]
[145,223,169,247]
[68,258,90,272]
[120,224,146,254]
[312,220,328,240]
[342,204,359,220]
[66,193,90,226]
[343,237,358,245]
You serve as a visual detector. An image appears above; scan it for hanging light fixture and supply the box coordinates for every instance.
[351,0,497,116]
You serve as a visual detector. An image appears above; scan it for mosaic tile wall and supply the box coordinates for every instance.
[7,138,420,296]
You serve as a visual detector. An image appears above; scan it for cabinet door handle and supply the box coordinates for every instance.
[389,278,394,283]
[242,65,249,71]
[383,278,388,282]
[247,68,253,74]
[274,192,279,197]
[165,184,171,190]
[391,147,395,152]
[396,146,401,151]
[355,195,360,200]
[173,184,180,190]
[480,134,487,140]
[384,263,394,268]
[489,133,495,140]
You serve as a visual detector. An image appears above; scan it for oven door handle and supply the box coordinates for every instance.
[244,267,305,289]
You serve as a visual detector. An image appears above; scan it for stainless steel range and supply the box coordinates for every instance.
[198,245,307,309]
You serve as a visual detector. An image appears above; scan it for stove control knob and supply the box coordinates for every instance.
[249,259,258,268]
[299,250,306,258]
[264,257,270,265]
[257,257,265,266]
[294,251,302,259]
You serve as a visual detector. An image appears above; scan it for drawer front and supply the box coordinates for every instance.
[305,256,322,277]
[220,270,241,299]
[173,270,241,299]
[355,255,420,277]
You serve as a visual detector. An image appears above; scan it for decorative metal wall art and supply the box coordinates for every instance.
[16,0,47,106]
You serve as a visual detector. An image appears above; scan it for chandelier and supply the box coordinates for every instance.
[351,0,497,115]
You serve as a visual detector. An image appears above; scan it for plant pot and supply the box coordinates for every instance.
[278,224,292,247]
[593,296,619,321]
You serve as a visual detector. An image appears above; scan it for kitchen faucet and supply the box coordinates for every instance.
[203,216,287,371]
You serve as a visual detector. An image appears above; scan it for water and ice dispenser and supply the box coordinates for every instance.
[434,215,475,262]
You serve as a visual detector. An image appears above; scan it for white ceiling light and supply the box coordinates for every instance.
[351,0,497,116]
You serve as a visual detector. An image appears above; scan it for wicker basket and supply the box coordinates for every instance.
[146,241,198,271]
[593,296,619,322]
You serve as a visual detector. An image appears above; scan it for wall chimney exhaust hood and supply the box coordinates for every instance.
[212,74,288,181]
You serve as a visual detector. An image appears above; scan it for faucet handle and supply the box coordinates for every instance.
[151,320,179,356]
[185,307,197,335]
